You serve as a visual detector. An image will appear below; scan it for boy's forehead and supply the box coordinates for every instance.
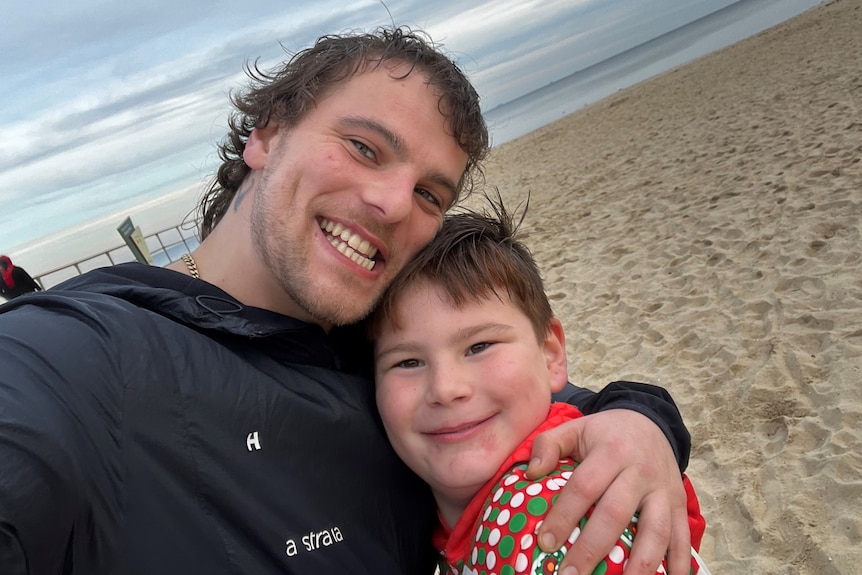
[387,280,502,320]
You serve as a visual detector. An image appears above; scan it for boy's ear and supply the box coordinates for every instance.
[543,317,569,393]
[243,122,280,170]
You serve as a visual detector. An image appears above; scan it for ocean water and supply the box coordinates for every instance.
[20,0,822,277]
[484,0,822,145]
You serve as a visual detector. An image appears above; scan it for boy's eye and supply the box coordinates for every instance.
[466,342,492,356]
[394,358,423,369]
[351,140,376,160]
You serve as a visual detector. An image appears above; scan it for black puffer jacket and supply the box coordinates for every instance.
[0,263,689,575]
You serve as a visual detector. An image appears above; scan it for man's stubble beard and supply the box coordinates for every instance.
[249,173,384,327]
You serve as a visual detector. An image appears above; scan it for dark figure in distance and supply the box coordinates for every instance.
[0,255,41,300]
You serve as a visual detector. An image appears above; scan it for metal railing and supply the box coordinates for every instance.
[34,222,201,290]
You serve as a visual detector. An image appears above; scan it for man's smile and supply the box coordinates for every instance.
[319,217,381,271]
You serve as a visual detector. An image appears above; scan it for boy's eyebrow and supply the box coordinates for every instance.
[374,340,421,363]
[338,115,459,202]
[447,322,512,346]
[374,322,514,362]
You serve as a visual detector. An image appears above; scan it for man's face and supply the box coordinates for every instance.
[373,284,568,523]
[246,63,469,328]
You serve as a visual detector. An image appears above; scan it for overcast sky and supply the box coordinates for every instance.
[1,0,805,255]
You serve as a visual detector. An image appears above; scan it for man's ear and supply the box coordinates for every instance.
[243,123,280,170]
[543,317,569,393]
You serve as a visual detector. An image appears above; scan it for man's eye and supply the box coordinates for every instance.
[466,342,492,356]
[352,140,376,160]
[415,187,440,207]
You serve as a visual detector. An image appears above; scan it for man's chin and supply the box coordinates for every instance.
[304,292,381,328]
[329,302,378,327]
[282,267,376,323]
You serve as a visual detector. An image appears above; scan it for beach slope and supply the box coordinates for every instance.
[483,0,861,571]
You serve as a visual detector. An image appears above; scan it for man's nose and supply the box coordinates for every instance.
[360,170,415,223]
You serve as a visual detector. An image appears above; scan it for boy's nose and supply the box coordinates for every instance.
[426,364,472,405]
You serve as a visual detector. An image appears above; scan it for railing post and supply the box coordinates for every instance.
[33,221,201,289]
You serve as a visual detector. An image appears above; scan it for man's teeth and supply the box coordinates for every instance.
[319,218,378,271]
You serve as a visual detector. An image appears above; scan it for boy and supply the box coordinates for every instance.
[369,196,710,574]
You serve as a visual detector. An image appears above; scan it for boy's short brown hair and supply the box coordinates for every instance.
[368,192,553,341]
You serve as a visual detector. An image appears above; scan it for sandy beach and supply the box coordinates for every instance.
[481,0,861,572]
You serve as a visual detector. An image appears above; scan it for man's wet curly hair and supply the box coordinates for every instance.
[197,26,489,238]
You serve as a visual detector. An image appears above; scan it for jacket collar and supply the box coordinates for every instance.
[55,263,372,373]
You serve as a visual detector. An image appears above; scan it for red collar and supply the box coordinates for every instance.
[432,403,583,556]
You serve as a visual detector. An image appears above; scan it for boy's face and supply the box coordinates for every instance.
[374,283,568,519]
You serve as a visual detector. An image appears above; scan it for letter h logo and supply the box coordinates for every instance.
[246,431,262,451]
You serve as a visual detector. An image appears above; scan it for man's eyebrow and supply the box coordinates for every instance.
[339,116,405,156]
[338,115,459,202]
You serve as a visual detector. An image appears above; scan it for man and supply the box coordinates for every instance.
[0,28,691,574]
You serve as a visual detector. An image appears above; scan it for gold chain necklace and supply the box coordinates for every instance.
[180,253,200,279]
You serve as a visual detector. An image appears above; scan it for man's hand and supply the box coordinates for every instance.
[526,409,690,575]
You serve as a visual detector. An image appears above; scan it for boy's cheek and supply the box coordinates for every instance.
[375,382,400,421]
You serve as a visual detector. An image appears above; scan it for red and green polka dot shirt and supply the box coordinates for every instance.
[432,403,709,575]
